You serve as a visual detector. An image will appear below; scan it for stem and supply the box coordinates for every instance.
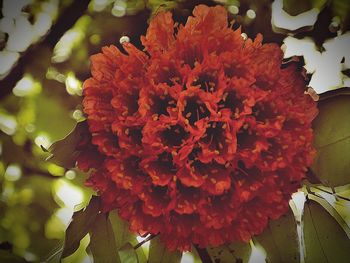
[194,245,213,263]
[134,234,157,250]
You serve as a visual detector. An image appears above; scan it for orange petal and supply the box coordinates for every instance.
[141,11,175,55]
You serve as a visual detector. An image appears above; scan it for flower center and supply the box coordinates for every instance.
[201,121,225,151]
[183,97,210,125]
[151,95,176,116]
[192,73,217,93]
[162,124,188,147]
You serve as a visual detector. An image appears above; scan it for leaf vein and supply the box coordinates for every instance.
[317,134,350,149]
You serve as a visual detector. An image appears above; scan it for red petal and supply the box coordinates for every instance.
[141,11,175,55]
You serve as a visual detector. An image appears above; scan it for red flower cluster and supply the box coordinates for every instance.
[78,5,318,251]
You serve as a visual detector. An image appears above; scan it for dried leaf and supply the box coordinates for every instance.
[62,196,100,258]
[45,121,88,168]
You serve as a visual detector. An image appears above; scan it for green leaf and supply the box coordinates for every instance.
[308,194,350,238]
[282,0,314,16]
[254,208,299,263]
[62,196,100,258]
[44,240,64,263]
[109,212,135,249]
[311,96,350,187]
[109,212,147,263]
[331,0,350,30]
[45,121,88,168]
[207,241,251,263]
[303,199,350,263]
[34,93,77,142]
[89,212,121,263]
[147,0,178,12]
[118,243,139,263]
[148,236,182,263]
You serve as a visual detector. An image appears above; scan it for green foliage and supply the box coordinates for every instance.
[207,241,252,263]
[34,90,77,142]
[282,0,350,31]
[89,213,121,263]
[308,194,350,238]
[147,0,179,12]
[45,240,65,263]
[118,243,139,263]
[330,0,350,31]
[109,212,136,249]
[62,196,100,258]
[282,0,325,16]
[45,121,88,169]
[109,212,147,262]
[303,198,350,263]
[59,198,154,263]
[148,236,182,263]
[254,209,299,263]
[311,95,350,187]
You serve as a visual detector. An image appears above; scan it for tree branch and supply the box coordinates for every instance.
[0,0,91,99]
[134,234,157,250]
[194,245,213,263]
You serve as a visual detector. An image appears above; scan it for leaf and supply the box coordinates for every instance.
[109,212,135,249]
[271,0,320,33]
[118,243,139,263]
[44,240,64,263]
[207,241,251,263]
[303,199,350,263]
[311,96,350,187]
[147,0,178,13]
[62,195,100,258]
[89,212,121,263]
[34,93,77,142]
[148,236,182,263]
[331,0,350,31]
[281,0,327,15]
[254,208,299,263]
[308,194,350,238]
[109,212,147,263]
[45,120,88,168]
[319,87,350,101]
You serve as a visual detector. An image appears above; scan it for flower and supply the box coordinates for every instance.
[78,4,318,251]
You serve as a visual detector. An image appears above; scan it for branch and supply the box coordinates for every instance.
[0,0,91,99]
[133,234,157,250]
[194,245,213,263]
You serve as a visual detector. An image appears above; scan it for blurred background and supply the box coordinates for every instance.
[0,0,349,262]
